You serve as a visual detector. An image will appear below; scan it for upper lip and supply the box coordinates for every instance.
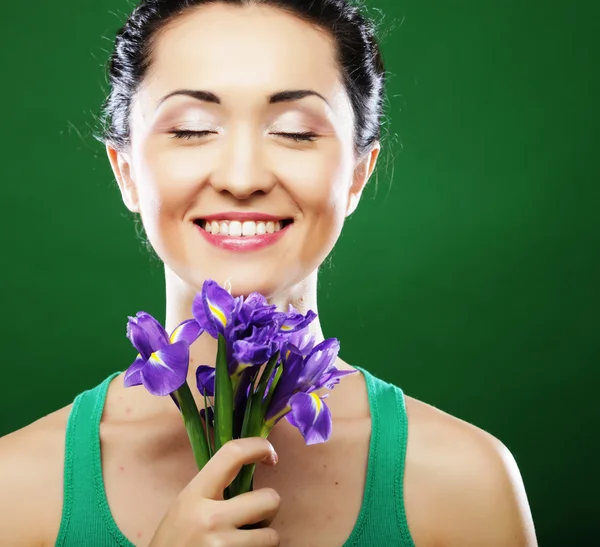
[197,212,292,222]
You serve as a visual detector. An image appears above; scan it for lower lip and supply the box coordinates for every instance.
[195,222,291,252]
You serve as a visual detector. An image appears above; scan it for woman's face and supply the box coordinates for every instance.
[108,3,379,298]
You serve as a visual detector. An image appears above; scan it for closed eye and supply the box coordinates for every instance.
[271,131,318,142]
[168,130,318,142]
[168,130,215,140]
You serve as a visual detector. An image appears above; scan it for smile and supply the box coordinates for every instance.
[195,218,293,236]
[193,216,294,252]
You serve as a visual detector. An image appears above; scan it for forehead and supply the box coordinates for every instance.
[139,3,343,106]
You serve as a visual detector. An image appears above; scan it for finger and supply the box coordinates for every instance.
[192,438,277,500]
[210,528,280,547]
[226,487,281,528]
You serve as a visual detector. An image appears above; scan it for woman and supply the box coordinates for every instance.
[0,0,537,545]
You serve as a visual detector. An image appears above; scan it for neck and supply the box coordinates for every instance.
[162,266,326,408]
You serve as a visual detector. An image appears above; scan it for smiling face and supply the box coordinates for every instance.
[107,2,379,298]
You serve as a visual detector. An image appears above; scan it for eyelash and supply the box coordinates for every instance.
[168,130,318,142]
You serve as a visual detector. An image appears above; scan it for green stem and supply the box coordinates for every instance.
[235,390,266,495]
[232,354,281,497]
[236,462,256,496]
[174,382,211,471]
[256,352,280,400]
[262,362,284,413]
[214,334,233,453]
[203,390,214,459]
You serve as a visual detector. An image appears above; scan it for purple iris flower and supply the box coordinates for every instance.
[196,365,215,397]
[264,337,355,445]
[277,306,318,333]
[233,324,279,365]
[277,324,316,358]
[192,280,238,339]
[192,280,282,377]
[124,312,202,396]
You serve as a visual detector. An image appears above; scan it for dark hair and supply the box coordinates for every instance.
[96,0,386,159]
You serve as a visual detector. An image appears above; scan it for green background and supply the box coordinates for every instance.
[1,0,598,545]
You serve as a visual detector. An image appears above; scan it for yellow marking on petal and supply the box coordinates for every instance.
[280,324,292,331]
[310,392,322,413]
[149,352,168,368]
[169,324,183,343]
[285,350,291,359]
[207,298,227,328]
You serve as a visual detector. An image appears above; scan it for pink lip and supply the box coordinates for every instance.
[200,212,288,222]
[195,221,291,252]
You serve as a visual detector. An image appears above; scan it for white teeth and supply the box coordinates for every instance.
[242,221,257,236]
[229,221,242,237]
[201,219,289,236]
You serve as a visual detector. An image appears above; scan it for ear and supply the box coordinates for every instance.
[346,141,381,217]
[106,144,140,213]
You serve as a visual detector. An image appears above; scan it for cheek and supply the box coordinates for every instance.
[133,138,211,222]
[276,142,353,222]
[274,143,353,272]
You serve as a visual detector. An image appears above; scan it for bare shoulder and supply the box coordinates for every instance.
[0,405,72,547]
[402,395,538,547]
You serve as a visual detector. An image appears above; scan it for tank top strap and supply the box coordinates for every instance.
[55,368,414,546]
[55,372,122,547]
[346,366,415,546]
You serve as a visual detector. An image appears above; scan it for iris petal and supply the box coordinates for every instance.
[124,354,146,387]
[196,365,216,397]
[289,391,332,445]
[299,338,340,386]
[321,368,356,389]
[135,312,170,350]
[233,338,276,366]
[192,293,212,333]
[126,319,153,360]
[308,397,333,444]
[169,319,202,345]
[279,309,317,333]
[141,341,189,396]
[201,280,235,337]
[285,330,315,357]
[264,352,303,420]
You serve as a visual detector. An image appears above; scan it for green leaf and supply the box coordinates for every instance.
[174,382,211,470]
[255,351,280,402]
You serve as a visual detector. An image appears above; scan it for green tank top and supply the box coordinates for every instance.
[55,367,415,546]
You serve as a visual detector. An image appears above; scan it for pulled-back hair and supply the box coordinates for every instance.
[96,0,387,159]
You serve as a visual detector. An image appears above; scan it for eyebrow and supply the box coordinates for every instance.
[155,89,330,109]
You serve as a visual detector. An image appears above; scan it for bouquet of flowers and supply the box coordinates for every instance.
[123,279,354,498]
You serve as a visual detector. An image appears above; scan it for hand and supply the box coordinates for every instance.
[149,437,281,546]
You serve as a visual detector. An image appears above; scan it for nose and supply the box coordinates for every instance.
[210,127,276,200]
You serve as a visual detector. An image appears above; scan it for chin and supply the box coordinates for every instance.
[180,261,306,302]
